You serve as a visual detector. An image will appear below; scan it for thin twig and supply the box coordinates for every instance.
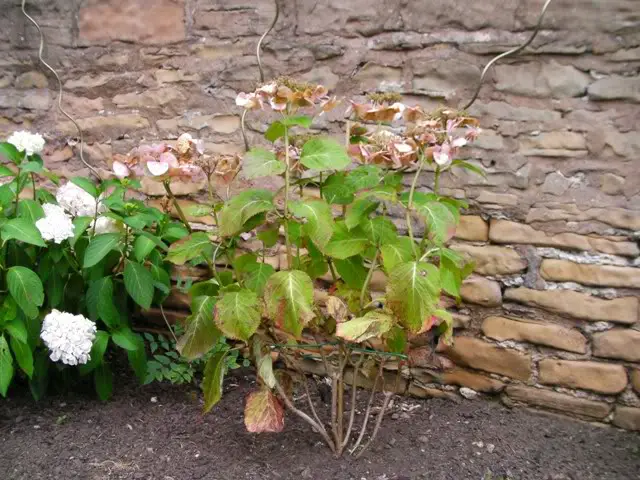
[355,391,393,458]
[349,360,384,455]
[159,305,179,345]
[342,354,365,449]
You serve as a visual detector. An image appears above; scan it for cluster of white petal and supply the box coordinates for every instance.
[35,203,75,244]
[7,131,45,157]
[91,215,120,235]
[40,309,97,366]
[55,182,106,217]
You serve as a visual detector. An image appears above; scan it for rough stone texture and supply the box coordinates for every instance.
[452,244,527,276]
[506,386,612,420]
[632,369,640,395]
[613,407,640,431]
[454,215,489,242]
[540,259,640,288]
[440,368,505,393]
[482,316,587,354]
[460,276,502,307]
[538,359,628,395]
[505,288,638,324]
[592,329,640,362]
[443,337,531,381]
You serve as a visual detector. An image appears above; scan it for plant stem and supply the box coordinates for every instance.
[327,259,338,284]
[13,168,21,213]
[355,391,393,458]
[159,304,179,345]
[342,354,365,449]
[30,173,36,200]
[349,361,384,455]
[359,249,379,311]
[405,161,425,258]
[434,167,441,194]
[283,126,293,268]
[163,180,192,234]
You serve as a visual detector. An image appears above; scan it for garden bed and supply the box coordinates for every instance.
[1,369,638,480]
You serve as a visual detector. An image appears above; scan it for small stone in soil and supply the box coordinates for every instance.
[418,435,429,443]
[486,443,495,453]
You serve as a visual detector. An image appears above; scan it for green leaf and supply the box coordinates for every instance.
[257,354,276,389]
[362,217,397,245]
[243,147,286,179]
[345,198,378,230]
[334,256,368,289]
[264,121,286,142]
[386,261,440,332]
[452,159,486,178]
[347,165,382,191]
[86,277,121,329]
[264,270,315,338]
[112,328,140,351]
[183,203,213,217]
[290,199,334,250]
[257,226,279,248]
[336,311,394,343]
[218,189,274,237]
[20,160,43,173]
[17,200,44,223]
[5,316,28,344]
[380,237,415,273]
[244,388,285,433]
[177,296,221,361]
[83,233,121,268]
[0,142,22,163]
[214,289,261,342]
[324,222,368,259]
[1,218,45,247]
[244,262,276,295]
[386,326,407,354]
[300,137,350,171]
[202,351,227,413]
[282,115,313,128]
[71,216,92,247]
[133,235,157,262]
[433,308,454,345]
[29,350,49,400]
[0,164,15,178]
[414,201,456,245]
[0,336,14,397]
[440,255,462,298]
[71,177,99,198]
[47,272,65,308]
[322,172,355,205]
[10,337,33,378]
[94,362,113,401]
[7,266,44,319]
[79,331,109,375]
[124,261,154,310]
[189,280,220,299]
[165,232,212,265]
[127,336,148,383]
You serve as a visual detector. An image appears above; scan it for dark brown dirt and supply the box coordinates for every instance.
[1,370,639,480]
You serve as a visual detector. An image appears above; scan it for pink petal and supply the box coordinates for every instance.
[159,152,178,167]
[146,161,170,177]
[112,161,130,179]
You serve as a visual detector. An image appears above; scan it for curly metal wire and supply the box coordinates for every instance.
[21,0,101,180]
[462,0,553,110]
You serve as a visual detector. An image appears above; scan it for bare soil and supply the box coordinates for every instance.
[1,369,639,480]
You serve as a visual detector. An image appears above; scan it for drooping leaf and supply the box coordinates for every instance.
[433,308,454,345]
[5,316,28,344]
[243,147,286,179]
[183,203,214,217]
[385,326,407,354]
[264,270,315,338]
[214,289,260,342]
[257,354,277,389]
[386,261,440,332]
[440,255,462,298]
[244,388,285,433]
[264,121,285,142]
[413,201,456,245]
[202,351,227,413]
[83,233,121,268]
[79,330,109,375]
[300,137,350,171]
[17,200,44,223]
[71,216,92,247]
[0,164,14,178]
[282,115,313,128]
[10,337,33,378]
[218,189,274,237]
[324,222,368,259]
[244,262,276,295]
[325,296,349,324]
[346,165,382,191]
[94,362,113,401]
[1,218,45,247]
[0,142,22,163]
[345,198,378,230]
[165,232,212,265]
[336,311,394,343]
[7,266,44,319]
[380,237,415,273]
[127,334,148,383]
[451,159,486,178]
[334,256,368,289]
[362,217,398,245]
[177,296,221,361]
[0,336,14,397]
[20,160,43,173]
[133,235,157,262]
[322,172,355,205]
[29,350,49,400]
[86,277,121,329]
[111,328,140,352]
[124,261,154,310]
[257,226,280,248]
[71,176,99,198]
[290,199,334,250]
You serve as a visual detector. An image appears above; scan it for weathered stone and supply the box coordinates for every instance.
[57,114,150,139]
[155,69,201,84]
[440,367,505,393]
[0,89,51,110]
[588,76,640,103]
[452,244,526,276]
[504,288,638,325]
[301,66,340,92]
[613,407,640,431]
[540,260,640,288]
[538,359,628,394]
[454,215,488,242]
[592,329,640,362]
[14,71,48,89]
[476,191,519,206]
[443,337,531,381]
[113,87,184,109]
[65,74,115,90]
[140,177,205,196]
[482,316,587,354]
[489,219,640,257]
[494,61,590,98]
[352,64,404,92]
[408,384,459,401]
[79,0,186,45]
[460,276,502,307]
[411,57,480,100]
[470,101,562,123]
[505,386,612,420]
[519,132,588,157]
[631,370,640,395]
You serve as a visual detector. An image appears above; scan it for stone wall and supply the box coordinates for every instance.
[1,0,639,430]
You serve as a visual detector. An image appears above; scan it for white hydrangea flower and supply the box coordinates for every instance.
[55,182,106,217]
[91,216,120,235]
[35,203,75,244]
[40,310,97,366]
[7,130,45,157]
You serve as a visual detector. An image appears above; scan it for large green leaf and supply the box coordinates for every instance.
[5,316,28,344]
[133,235,157,262]
[1,218,45,247]
[165,232,212,265]
[0,164,14,178]
[0,142,22,163]
[7,266,44,319]
[0,336,14,396]
[111,327,140,352]
[29,350,50,400]
[362,217,398,245]
[336,311,394,343]
[79,330,109,375]
[300,137,350,171]
[264,270,315,338]
[414,201,456,245]
[83,233,121,268]
[290,199,334,250]
[243,147,286,179]
[244,262,276,295]
[322,173,355,205]
[244,388,285,433]
[71,176,99,198]
[86,277,121,329]
[347,165,383,191]
[440,255,462,298]
[264,121,285,142]
[324,222,368,259]
[334,256,368,289]
[202,351,227,413]
[345,198,378,230]
[214,289,260,342]
[94,362,113,401]
[71,216,92,247]
[10,337,33,378]
[386,261,440,332]
[218,189,274,237]
[177,296,221,361]
[17,200,44,223]
[380,237,415,273]
[124,261,154,310]
[257,353,276,389]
